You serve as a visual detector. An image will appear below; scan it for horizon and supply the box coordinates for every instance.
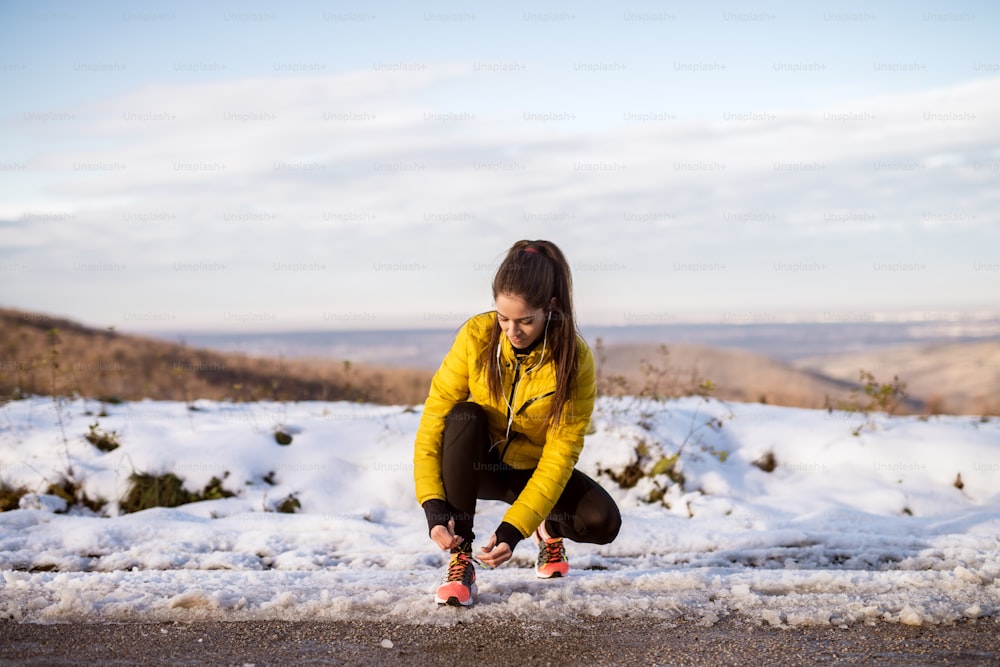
[10,302,1000,337]
[2,1,998,330]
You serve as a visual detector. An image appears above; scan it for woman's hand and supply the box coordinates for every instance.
[478,534,512,568]
[429,518,464,551]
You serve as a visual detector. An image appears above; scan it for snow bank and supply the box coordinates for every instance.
[1,396,998,627]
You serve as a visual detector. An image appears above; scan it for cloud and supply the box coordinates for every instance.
[3,70,998,328]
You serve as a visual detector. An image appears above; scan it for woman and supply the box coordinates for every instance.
[413,239,621,606]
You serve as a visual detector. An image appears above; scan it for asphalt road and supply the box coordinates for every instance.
[2,616,998,666]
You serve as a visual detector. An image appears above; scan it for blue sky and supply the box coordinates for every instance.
[1,0,998,331]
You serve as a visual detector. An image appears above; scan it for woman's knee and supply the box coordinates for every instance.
[446,401,485,424]
[588,503,621,545]
[559,495,621,545]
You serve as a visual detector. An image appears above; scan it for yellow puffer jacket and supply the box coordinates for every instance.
[413,311,596,539]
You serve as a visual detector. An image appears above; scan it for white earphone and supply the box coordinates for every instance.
[496,309,552,446]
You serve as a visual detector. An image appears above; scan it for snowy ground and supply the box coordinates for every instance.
[1,395,998,628]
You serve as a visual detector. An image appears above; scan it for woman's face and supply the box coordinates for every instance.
[495,293,548,349]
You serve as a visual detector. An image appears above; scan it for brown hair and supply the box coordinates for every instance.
[483,240,579,425]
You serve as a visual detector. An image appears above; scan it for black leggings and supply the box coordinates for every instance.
[440,402,621,545]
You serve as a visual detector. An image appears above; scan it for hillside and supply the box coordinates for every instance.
[0,308,433,405]
[795,341,1000,416]
[3,307,995,415]
[593,341,924,412]
[596,338,1000,415]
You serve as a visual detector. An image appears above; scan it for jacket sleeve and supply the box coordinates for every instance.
[500,342,597,538]
[413,321,474,505]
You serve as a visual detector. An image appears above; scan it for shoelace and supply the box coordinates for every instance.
[540,538,566,564]
[470,554,493,569]
[446,551,492,584]
[445,552,474,583]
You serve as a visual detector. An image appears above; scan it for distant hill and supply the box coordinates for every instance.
[794,341,1000,416]
[593,341,915,412]
[0,307,433,405]
[596,339,999,415]
[2,307,995,415]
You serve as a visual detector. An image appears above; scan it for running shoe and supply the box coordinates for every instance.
[534,527,569,579]
[435,544,477,606]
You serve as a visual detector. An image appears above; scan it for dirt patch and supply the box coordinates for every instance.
[2,616,997,666]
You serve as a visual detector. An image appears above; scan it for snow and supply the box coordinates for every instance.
[1,395,998,627]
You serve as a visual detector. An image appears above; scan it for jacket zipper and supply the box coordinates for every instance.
[499,360,556,461]
[498,359,521,461]
[507,360,521,422]
[516,391,555,416]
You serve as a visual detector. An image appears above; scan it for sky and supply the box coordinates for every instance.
[1,0,998,332]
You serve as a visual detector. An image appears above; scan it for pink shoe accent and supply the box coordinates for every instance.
[435,549,477,606]
[534,525,569,579]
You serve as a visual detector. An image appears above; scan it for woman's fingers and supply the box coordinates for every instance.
[430,524,464,550]
[478,539,511,567]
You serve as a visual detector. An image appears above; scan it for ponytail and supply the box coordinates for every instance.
[483,240,579,425]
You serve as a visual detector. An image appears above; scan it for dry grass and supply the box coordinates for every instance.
[0,307,433,405]
[795,341,1000,416]
[595,340,866,410]
[595,339,999,416]
[4,307,994,416]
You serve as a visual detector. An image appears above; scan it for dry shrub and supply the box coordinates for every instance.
[0,481,29,512]
[120,472,234,514]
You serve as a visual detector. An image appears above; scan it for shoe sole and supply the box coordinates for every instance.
[437,596,471,607]
[536,570,567,579]
[434,583,477,606]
